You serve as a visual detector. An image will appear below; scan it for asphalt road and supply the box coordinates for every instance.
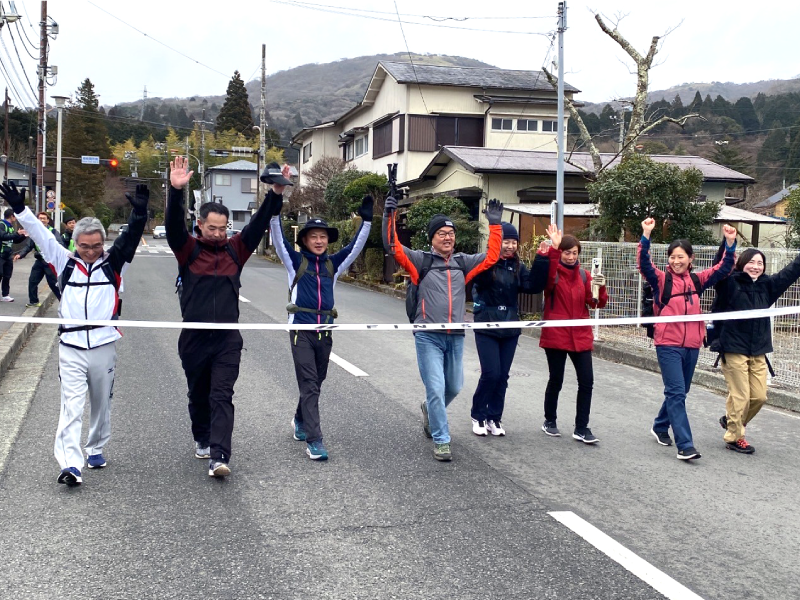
[1,239,799,599]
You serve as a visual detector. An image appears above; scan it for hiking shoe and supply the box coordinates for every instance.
[25,302,41,308]
[651,428,673,446]
[719,415,728,430]
[57,467,82,486]
[208,460,231,477]
[87,453,107,469]
[421,402,432,438]
[726,438,755,454]
[573,428,599,444]
[194,441,210,459]
[542,421,561,437]
[472,418,487,436]
[433,442,452,461]
[1,296,14,302]
[292,418,307,441]
[677,447,701,461]
[487,420,506,436]
[306,440,328,461]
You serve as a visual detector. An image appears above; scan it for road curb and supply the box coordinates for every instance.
[0,289,56,382]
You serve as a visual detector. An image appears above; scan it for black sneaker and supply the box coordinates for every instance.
[719,415,728,430]
[542,420,561,437]
[573,428,599,444]
[677,447,701,460]
[726,438,755,454]
[421,402,432,438]
[651,428,673,446]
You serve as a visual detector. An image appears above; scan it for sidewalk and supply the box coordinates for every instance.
[0,256,57,380]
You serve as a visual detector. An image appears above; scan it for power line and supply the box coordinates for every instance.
[13,21,38,60]
[5,26,38,103]
[393,1,430,119]
[0,53,27,108]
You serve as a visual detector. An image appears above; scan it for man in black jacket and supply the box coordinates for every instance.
[0,207,27,301]
[166,156,284,478]
[14,211,66,306]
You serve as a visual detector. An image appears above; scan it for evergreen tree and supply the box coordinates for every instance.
[758,124,788,163]
[671,94,684,116]
[734,97,760,132]
[712,142,751,175]
[785,126,800,184]
[713,95,733,119]
[216,71,254,138]
[702,94,715,111]
[688,91,703,112]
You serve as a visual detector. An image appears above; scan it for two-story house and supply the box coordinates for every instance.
[203,160,262,231]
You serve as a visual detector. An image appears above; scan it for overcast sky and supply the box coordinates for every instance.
[5,0,797,109]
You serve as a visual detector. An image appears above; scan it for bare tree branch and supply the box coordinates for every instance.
[636,113,704,138]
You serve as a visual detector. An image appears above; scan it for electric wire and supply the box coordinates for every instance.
[13,21,39,59]
[0,32,36,106]
[5,26,39,103]
[0,53,27,108]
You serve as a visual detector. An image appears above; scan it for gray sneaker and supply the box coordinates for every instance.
[542,420,561,437]
[194,441,210,459]
[209,460,231,477]
[433,442,452,461]
[421,402,432,438]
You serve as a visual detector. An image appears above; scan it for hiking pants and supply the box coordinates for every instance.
[471,333,519,423]
[543,348,594,430]
[0,254,12,297]
[179,330,243,463]
[290,330,333,444]
[29,258,61,303]
[721,353,767,443]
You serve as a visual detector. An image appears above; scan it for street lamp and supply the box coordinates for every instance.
[52,95,69,231]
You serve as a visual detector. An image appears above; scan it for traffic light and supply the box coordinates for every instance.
[100,158,119,174]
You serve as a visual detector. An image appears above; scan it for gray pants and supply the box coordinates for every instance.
[54,342,117,470]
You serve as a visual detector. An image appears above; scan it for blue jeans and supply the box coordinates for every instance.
[415,332,464,444]
[654,346,699,451]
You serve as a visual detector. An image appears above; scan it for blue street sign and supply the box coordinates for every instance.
[46,201,55,210]
[81,155,100,165]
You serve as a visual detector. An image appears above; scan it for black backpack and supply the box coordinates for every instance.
[57,258,122,334]
[405,253,467,323]
[641,271,701,339]
[175,242,240,302]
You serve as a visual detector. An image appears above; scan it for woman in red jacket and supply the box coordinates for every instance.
[540,225,608,444]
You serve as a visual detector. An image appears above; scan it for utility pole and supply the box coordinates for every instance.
[4,88,9,183]
[555,1,566,232]
[258,44,267,255]
[27,136,33,193]
[193,111,212,211]
[140,85,147,121]
[36,1,47,214]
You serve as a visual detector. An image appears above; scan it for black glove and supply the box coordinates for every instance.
[0,181,27,214]
[358,195,374,222]
[265,191,284,219]
[484,198,503,225]
[125,184,150,215]
[384,196,397,212]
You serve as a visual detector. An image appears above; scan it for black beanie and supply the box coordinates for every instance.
[501,221,518,241]
[428,214,456,241]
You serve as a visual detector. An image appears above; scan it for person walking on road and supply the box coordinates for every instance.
[638,218,737,461]
[539,225,608,444]
[167,156,283,478]
[271,182,372,461]
[383,197,503,461]
[0,207,27,302]
[709,246,800,454]
[14,211,66,307]
[0,180,148,486]
[470,222,548,437]
[62,215,77,252]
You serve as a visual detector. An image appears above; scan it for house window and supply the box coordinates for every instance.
[517,119,538,132]
[240,178,257,193]
[436,116,483,147]
[214,174,231,186]
[302,142,312,163]
[542,120,560,132]
[373,121,393,158]
[491,118,513,131]
[344,142,354,161]
[408,116,436,152]
[355,134,369,157]
[232,210,249,221]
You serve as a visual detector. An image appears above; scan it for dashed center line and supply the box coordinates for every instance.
[238,295,251,303]
[329,352,368,377]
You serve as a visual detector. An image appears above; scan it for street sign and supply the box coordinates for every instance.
[46,201,55,210]
[81,155,100,165]
[46,190,55,199]
[60,203,66,210]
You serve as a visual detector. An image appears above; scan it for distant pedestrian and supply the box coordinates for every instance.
[14,211,66,307]
[383,196,503,461]
[709,246,800,454]
[638,217,737,461]
[539,224,608,444]
[272,182,372,461]
[0,207,27,302]
[0,180,148,487]
[62,216,77,252]
[470,222,548,437]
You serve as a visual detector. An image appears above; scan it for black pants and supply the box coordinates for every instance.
[290,330,333,444]
[178,330,243,462]
[471,333,519,422]
[0,254,12,297]
[543,348,594,430]
[29,258,61,303]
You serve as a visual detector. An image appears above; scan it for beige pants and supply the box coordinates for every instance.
[720,353,767,443]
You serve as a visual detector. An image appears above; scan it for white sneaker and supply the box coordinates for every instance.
[1,296,13,302]
[487,420,506,436]
[472,418,487,436]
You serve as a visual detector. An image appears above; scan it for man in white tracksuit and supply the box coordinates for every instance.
[0,181,148,486]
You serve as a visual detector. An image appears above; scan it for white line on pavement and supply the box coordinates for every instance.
[548,511,704,600]
[329,352,369,377]
[238,295,251,303]
[763,407,800,420]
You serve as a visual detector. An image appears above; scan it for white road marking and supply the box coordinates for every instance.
[763,407,800,420]
[329,352,369,377]
[238,295,251,303]
[548,511,704,600]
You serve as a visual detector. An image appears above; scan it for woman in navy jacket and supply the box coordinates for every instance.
[470,222,549,436]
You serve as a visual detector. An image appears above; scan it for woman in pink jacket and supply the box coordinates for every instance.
[638,218,737,461]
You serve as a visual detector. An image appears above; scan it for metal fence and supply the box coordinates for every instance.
[579,241,800,391]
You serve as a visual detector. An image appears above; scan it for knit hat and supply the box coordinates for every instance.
[501,221,518,241]
[427,214,456,242]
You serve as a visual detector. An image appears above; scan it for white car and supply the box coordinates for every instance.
[152,225,166,239]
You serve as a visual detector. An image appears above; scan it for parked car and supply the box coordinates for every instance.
[119,224,128,233]
[226,228,241,238]
[152,225,166,239]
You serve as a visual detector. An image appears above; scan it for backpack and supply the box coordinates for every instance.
[641,271,701,339]
[57,258,122,334]
[549,268,588,311]
[286,255,338,319]
[175,241,240,302]
[405,253,467,323]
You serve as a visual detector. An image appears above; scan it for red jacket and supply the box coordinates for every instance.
[540,247,608,352]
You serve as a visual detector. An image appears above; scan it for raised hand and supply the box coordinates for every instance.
[484,198,503,225]
[170,156,194,189]
[272,165,292,195]
[722,224,737,244]
[0,181,26,213]
[357,195,374,222]
[125,184,150,215]
[537,240,550,255]
[546,223,562,249]
[641,218,656,238]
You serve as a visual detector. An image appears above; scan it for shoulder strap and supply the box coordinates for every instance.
[289,255,310,301]
[579,269,587,284]
[184,242,203,271]
[660,272,673,306]
[417,253,434,284]
[690,272,701,294]
[325,257,334,279]
[58,258,76,291]
[101,261,120,291]
[454,255,467,274]
[224,242,240,268]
